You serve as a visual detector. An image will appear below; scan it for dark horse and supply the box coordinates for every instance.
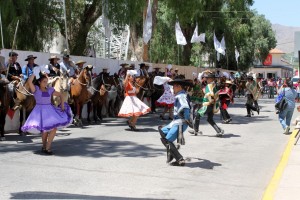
[0,79,11,140]
[87,73,113,123]
[135,76,153,100]
[70,67,92,126]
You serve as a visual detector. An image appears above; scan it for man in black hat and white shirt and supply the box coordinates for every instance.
[6,52,23,81]
[136,63,149,77]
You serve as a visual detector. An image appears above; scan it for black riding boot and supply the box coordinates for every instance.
[167,141,185,166]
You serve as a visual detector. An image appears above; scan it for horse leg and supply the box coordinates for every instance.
[97,104,103,121]
[76,103,83,126]
[87,101,92,123]
[93,102,98,123]
[19,109,24,135]
[0,112,5,140]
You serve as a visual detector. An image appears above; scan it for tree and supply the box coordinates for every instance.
[0,0,56,51]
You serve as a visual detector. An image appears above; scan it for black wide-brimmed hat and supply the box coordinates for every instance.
[9,52,18,57]
[139,63,146,67]
[25,55,37,61]
[120,63,128,67]
[247,75,253,80]
[203,73,216,78]
[168,79,194,87]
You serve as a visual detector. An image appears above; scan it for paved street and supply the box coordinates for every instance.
[0,97,297,200]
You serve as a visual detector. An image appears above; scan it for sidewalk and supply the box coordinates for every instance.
[263,126,300,200]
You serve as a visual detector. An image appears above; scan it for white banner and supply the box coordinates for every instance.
[235,47,240,63]
[214,33,225,56]
[175,22,187,45]
[191,24,205,43]
[143,0,152,44]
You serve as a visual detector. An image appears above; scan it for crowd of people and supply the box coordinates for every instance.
[0,51,298,166]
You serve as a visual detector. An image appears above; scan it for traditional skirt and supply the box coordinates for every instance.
[21,103,73,134]
[118,95,151,117]
[156,91,174,108]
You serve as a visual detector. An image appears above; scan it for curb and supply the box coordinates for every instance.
[262,129,299,200]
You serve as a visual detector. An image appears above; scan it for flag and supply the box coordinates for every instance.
[190,24,199,43]
[217,52,220,61]
[220,36,226,55]
[214,33,225,55]
[143,0,152,44]
[102,1,111,39]
[191,24,205,43]
[213,33,220,51]
[175,22,187,45]
[198,33,205,43]
[235,47,240,63]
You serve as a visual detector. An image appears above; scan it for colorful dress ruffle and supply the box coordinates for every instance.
[21,86,73,134]
[118,82,150,117]
[156,82,174,108]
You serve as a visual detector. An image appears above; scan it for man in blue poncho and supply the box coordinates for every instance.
[158,79,193,166]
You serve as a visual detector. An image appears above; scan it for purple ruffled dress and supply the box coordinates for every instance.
[21,86,73,134]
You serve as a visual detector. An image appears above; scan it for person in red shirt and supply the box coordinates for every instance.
[118,70,151,131]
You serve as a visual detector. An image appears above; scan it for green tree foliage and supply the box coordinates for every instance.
[0,0,56,51]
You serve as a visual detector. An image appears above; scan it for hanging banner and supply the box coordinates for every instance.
[214,33,225,55]
[263,54,272,66]
[235,47,240,63]
[175,22,187,45]
[220,36,226,55]
[191,24,205,43]
[143,0,152,44]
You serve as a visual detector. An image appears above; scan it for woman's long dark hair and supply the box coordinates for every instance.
[34,73,48,87]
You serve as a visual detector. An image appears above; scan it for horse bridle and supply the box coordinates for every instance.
[76,69,91,86]
[15,80,34,96]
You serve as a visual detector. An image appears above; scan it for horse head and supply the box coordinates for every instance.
[59,71,69,92]
[81,67,92,86]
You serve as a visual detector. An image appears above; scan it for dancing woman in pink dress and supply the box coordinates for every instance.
[21,74,73,155]
[118,71,151,131]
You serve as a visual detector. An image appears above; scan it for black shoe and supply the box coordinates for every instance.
[245,114,251,117]
[168,117,173,120]
[159,115,166,120]
[43,149,53,155]
[257,107,260,115]
[170,159,185,166]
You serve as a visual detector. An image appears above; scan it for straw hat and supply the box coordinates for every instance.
[75,60,86,65]
[225,80,233,84]
[48,55,60,61]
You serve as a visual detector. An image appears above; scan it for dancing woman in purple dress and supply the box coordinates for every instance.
[21,74,73,155]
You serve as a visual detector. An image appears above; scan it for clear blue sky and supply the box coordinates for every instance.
[251,0,299,27]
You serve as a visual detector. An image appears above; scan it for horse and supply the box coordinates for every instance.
[87,74,111,123]
[135,76,153,100]
[14,79,36,134]
[49,72,69,106]
[70,67,92,126]
[106,74,122,117]
[0,79,11,140]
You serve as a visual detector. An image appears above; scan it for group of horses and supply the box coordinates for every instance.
[0,67,164,141]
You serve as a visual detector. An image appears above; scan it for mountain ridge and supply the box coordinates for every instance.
[272,24,300,54]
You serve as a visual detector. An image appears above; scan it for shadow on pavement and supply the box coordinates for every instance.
[0,138,164,159]
[185,157,222,169]
[10,191,173,200]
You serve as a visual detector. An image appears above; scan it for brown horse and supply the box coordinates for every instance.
[0,79,11,140]
[70,67,92,126]
[14,79,36,134]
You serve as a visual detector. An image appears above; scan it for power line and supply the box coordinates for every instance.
[276,41,294,46]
